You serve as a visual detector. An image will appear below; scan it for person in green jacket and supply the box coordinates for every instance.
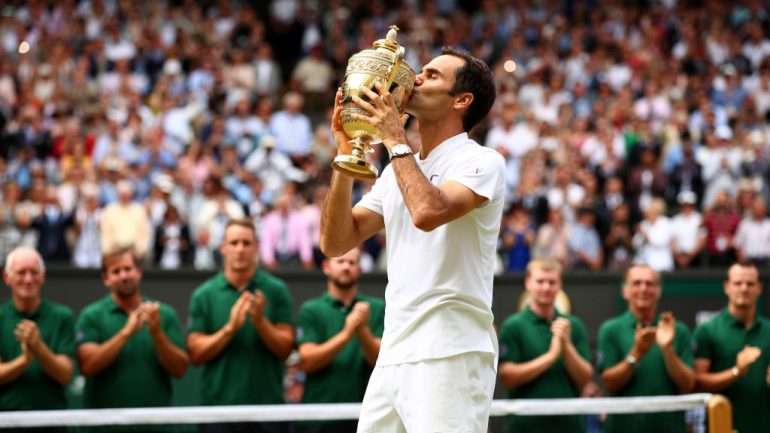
[498,259,593,433]
[187,218,294,433]
[694,262,770,433]
[297,247,385,433]
[75,246,188,432]
[0,246,74,433]
[598,264,695,433]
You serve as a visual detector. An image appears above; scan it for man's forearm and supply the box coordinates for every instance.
[499,352,558,389]
[32,342,73,385]
[662,346,695,393]
[357,327,381,366]
[0,356,30,385]
[298,329,354,374]
[78,332,132,377]
[562,343,593,390]
[151,330,189,378]
[187,327,236,365]
[320,171,356,255]
[390,156,449,231]
[254,320,294,360]
[695,368,740,392]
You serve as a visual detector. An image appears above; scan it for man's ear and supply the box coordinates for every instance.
[453,92,474,111]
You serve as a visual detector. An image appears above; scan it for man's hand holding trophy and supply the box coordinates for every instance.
[331,25,416,179]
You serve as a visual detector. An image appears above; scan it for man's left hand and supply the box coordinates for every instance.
[14,320,42,352]
[352,81,409,152]
[142,302,162,336]
[656,312,676,349]
[250,290,266,326]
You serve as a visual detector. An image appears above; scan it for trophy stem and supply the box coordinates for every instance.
[331,136,379,180]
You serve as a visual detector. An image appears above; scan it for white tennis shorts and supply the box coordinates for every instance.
[356,351,497,433]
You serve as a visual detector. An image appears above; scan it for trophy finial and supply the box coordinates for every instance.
[386,25,399,41]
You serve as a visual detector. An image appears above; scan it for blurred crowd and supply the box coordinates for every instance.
[1,0,770,273]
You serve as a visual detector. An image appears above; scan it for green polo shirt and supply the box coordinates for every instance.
[297,293,385,404]
[694,309,770,433]
[498,306,590,433]
[75,295,185,409]
[189,270,293,405]
[0,300,74,410]
[597,310,693,433]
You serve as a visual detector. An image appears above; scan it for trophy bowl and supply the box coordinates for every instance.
[332,25,416,179]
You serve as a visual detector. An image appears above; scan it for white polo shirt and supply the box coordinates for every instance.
[356,132,506,365]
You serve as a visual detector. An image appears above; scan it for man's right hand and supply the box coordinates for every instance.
[331,87,353,155]
[121,308,147,338]
[344,307,365,337]
[736,346,762,375]
[632,323,657,358]
[227,292,252,334]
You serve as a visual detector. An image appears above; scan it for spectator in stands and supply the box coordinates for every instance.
[244,135,309,205]
[694,262,770,433]
[604,203,634,271]
[598,264,695,433]
[0,247,74,415]
[733,197,770,266]
[187,218,294,433]
[296,247,384,433]
[193,175,246,269]
[269,92,313,160]
[75,247,188,416]
[260,191,314,271]
[670,191,706,269]
[499,259,593,433]
[534,207,570,266]
[500,203,535,272]
[154,205,192,270]
[72,184,102,269]
[703,191,740,266]
[568,207,603,270]
[633,198,673,272]
[100,180,151,261]
[31,186,74,263]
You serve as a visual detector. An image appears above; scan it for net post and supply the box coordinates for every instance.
[706,394,732,433]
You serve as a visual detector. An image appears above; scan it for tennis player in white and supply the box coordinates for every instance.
[320,47,504,433]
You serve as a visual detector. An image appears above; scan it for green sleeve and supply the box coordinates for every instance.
[55,308,76,357]
[572,316,592,362]
[75,308,102,346]
[161,304,186,349]
[268,282,294,326]
[693,324,713,360]
[498,318,520,363]
[597,321,620,371]
[297,304,321,345]
[187,291,209,334]
[675,322,694,366]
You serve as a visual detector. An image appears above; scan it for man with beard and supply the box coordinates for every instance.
[0,246,74,430]
[187,218,294,433]
[75,247,188,424]
[296,247,385,433]
[694,262,770,433]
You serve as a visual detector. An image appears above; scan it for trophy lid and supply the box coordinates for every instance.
[372,25,402,55]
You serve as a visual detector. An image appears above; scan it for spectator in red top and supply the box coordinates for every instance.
[702,191,740,266]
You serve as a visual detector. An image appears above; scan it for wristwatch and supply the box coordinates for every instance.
[389,144,413,160]
[731,366,740,378]
[625,354,638,367]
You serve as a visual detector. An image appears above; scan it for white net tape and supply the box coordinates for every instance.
[0,394,713,428]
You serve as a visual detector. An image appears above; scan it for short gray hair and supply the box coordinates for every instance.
[4,247,45,275]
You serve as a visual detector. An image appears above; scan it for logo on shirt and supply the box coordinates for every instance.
[429,174,439,184]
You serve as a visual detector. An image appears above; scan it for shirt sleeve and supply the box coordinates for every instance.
[369,299,385,338]
[75,308,101,346]
[187,291,210,334]
[498,319,521,363]
[445,149,505,202]
[296,304,321,345]
[355,167,391,216]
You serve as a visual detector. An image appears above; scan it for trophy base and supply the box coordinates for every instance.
[332,155,379,180]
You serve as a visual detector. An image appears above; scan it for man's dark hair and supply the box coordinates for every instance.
[441,47,496,132]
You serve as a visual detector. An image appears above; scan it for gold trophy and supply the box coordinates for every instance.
[332,25,416,179]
